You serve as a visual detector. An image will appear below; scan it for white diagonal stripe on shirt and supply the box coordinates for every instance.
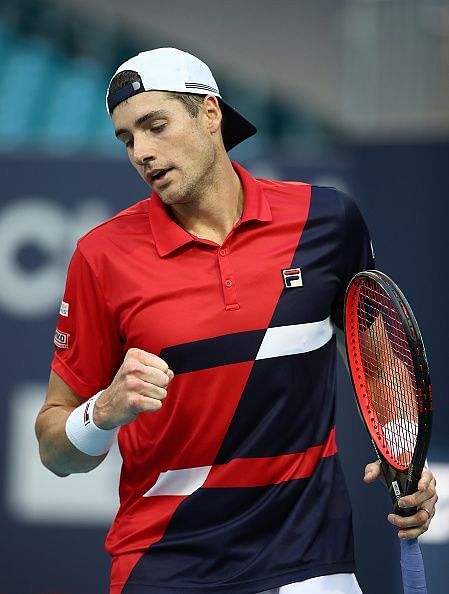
[143,466,212,497]
[256,317,333,360]
[143,318,333,499]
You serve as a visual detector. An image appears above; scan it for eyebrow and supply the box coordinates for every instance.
[114,110,170,139]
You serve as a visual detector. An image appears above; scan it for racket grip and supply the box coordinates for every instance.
[397,505,417,517]
[400,538,427,594]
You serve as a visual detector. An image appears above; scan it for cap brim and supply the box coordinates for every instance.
[218,99,257,151]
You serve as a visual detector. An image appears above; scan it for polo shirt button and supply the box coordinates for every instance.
[225,279,233,288]
[219,249,226,256]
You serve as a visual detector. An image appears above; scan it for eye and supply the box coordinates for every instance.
[150,123,166,134]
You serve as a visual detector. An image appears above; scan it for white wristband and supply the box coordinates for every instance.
[65,391,118,456]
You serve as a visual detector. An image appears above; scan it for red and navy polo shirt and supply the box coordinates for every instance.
[52,162,374,594]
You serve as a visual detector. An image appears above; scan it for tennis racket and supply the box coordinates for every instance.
[344,270,432,594]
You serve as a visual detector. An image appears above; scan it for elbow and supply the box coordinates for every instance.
[37,440,70,478]
[34,408,107,475]
[35,415,70,477]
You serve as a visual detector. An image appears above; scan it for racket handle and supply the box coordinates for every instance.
[397,505,417,517]
[400,538,427,594]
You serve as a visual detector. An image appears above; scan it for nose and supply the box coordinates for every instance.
[132,132,156,167]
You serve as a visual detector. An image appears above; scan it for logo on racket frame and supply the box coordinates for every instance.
[282,268,303,288]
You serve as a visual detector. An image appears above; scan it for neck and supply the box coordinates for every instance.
[169,157,243,245]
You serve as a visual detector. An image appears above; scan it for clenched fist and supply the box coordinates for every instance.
[93,348,174,429]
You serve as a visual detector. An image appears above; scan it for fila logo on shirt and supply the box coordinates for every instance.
[282,268,303,288]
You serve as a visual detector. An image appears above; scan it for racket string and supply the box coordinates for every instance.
[355,280,418,466]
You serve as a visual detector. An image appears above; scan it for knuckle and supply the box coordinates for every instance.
[128,394,143,411]
[122,359,137,375]
[149,354,169,373]
[149,369,169,388]
[125,376,141,391]
[145,399,162,412]
[126,347,140,359]
[150,386,167,400]
[147,367,160,383]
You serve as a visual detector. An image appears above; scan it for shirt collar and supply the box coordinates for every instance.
[149,162,272,257]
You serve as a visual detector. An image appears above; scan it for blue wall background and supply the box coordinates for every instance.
[0,142,447,593]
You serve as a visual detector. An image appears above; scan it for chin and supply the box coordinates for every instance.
[158,185,192,206]
[158,191,186,206]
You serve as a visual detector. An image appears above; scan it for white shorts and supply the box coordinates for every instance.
[258,573,363,594]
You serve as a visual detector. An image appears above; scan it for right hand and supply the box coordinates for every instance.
[93,348,174,429]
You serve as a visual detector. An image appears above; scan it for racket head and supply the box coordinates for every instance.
[344,270,432,505]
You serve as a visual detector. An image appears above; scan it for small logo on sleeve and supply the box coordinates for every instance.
[282,268,303,288]
[59,301,69,317]
[54,329,70,349]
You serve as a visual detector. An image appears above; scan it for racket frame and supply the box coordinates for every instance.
[344,270,432,515]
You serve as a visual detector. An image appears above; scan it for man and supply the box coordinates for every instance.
[35,48,437,594]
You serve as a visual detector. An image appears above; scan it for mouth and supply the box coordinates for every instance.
[147,167,173,186]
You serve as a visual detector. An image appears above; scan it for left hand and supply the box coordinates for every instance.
[364,461,437,539]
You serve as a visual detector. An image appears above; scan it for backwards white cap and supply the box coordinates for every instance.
[106,47,257,151]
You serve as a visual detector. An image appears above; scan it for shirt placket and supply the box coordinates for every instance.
[217,244,240,311]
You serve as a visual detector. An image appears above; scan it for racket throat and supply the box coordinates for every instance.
[391,480,402,500]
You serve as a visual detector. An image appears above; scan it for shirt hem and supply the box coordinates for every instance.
[113,561,356,593]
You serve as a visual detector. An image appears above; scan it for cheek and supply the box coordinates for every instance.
[183,130,215,164]
[129,160,147,183]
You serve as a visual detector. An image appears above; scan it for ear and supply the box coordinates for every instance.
[203,95,222,134]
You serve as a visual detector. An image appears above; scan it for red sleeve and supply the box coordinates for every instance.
[51,247,123,397]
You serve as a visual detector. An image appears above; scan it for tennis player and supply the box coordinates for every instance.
[35,48,437,594]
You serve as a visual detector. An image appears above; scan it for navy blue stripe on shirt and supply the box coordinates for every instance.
[213,339,337,463]
[122,456,354,594]
[160,329,265,375]
[270,186,342,327]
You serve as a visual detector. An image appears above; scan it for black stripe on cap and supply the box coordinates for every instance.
[185,82,219,94]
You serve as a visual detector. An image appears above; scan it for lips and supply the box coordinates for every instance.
[147,167,173,185]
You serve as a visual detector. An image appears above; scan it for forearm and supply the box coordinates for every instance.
[35,405,107,477]
[36,351,172,476]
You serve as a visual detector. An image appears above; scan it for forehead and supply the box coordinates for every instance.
[111,91,184,129]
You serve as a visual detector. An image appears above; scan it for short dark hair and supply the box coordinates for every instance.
[108,70,205,118]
